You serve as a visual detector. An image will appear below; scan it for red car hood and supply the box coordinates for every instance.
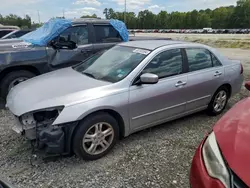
[214,97,250,186]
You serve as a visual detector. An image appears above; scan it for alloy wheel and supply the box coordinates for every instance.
[213,90,227,112]
[8,77,28,91]
[82,122,114,155]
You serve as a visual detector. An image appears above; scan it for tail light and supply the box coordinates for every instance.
[240,63,244,74]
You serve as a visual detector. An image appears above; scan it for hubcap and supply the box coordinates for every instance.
[82,122,114,155]
[8,77,28,92]
[213,90,227,112]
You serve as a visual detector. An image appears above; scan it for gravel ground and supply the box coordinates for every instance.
[0,48,250,188]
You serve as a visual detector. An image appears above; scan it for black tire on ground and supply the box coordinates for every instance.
[0,70,36,100]
[207,86,229,116]
[73,112,119,160]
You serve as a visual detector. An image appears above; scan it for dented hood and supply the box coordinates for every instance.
[6,67,111,116]
[0,39,47,65]
[214,98,250,186]
[0,39,29,51]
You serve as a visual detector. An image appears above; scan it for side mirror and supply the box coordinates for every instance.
[245,81,250,91]
[50,40,77,50]
[139,73,159,84]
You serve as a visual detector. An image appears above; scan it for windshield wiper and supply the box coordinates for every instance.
[83,72,96,79]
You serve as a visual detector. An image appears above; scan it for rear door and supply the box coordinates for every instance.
[47,24,94,70]
[91,24,123,54]
[184,48,224,111]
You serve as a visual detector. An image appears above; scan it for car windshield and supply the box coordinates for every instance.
[74,46,150,83]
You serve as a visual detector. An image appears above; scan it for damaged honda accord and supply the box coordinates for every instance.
[6,40,243,160]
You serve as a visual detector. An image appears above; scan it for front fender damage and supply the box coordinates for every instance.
[13,109,78,156]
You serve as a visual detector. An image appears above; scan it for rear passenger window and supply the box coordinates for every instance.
[142,49,183,78]
[211,53,222,67]
[186,48,212,72]
[94,25,122,43]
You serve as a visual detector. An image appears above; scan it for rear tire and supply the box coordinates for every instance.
[207,86,229,116]
[73,112,119,160]
[0,70,36,100]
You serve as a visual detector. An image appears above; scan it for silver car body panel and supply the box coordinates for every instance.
[7,41,243,137]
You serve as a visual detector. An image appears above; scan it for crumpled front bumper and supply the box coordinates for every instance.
[12,115,36,140]
[11,115,78,156]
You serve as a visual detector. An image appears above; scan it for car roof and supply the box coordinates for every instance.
[72,18,110,25]
[119,40,191,50]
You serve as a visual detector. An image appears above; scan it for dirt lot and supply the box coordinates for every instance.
[136,33,250,49]
[0,45,250,188]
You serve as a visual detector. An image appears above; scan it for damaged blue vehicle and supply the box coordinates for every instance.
[0,18,165,100]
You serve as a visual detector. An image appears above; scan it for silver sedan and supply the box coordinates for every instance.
[6,40,243,160]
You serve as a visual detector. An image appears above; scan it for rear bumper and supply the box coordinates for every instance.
[231,74,244,97]
[190,138,225,188]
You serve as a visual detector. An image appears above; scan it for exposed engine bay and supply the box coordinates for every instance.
[13,107,77,155]
[20,108,61,140]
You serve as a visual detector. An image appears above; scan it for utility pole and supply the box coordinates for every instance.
[37,10,40,24]
[124,0,126,23]
[63,9,65,18]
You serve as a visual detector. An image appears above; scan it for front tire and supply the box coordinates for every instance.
[0,70,36,100]
[73,112,119,160]
[207,86,229,116]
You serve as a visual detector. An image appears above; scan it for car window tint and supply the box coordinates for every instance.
[211,53,222,67]
[15,31,31,37]
[0,30,13,38]
[186,48,213,72]
[142,49,183,78]
[94,25,122,43]
[6,31,30,39]
[58,26,88,45]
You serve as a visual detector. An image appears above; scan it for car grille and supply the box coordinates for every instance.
[231,170,248,188]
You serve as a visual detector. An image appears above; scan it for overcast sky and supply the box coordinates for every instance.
[0,0,237,23]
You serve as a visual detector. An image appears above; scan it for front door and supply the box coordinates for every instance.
[129,48,188,131]
[47,25,93,70]
[184,48,225,111]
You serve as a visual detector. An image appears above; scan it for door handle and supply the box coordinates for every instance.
[214,71,222,76]
[175,81,187,87]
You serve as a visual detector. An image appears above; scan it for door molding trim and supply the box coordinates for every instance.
[132,102,186,120]
[131,105,208,132]
[187,95,211,104]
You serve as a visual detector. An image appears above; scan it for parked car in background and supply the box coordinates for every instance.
[0,29,16,38]
[190,81,250,188]
[6,40,243,160]
[203,28,214,33]
[0,18,170,100]
[0,25,20,38]
[1,29,32,39]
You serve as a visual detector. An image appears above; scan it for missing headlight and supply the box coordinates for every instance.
[34,109,60,125]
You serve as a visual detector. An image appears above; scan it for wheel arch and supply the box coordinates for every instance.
[72,108,126,141]
[218,83,232,98]
[0,65,40,83]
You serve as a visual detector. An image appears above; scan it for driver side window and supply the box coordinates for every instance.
[142,49,183,79]
[58,26,89,45]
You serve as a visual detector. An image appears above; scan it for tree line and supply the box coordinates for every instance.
[0,14,32,29]
[1,0,249,29]
[103,0,250,29]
